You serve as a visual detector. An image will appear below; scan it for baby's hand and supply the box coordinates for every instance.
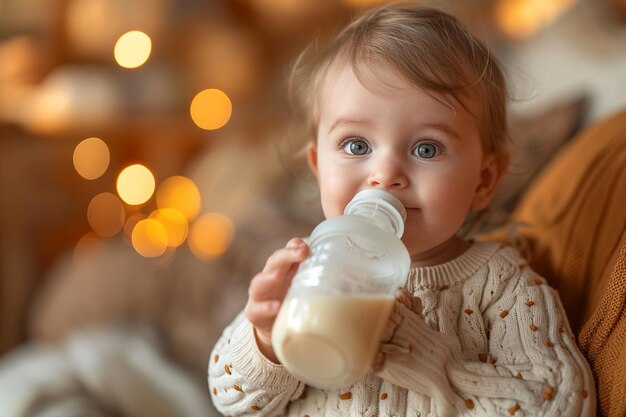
[245,238,308,363]
[372,287,424,372]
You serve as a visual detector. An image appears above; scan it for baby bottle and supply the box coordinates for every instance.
[271,189,410,388]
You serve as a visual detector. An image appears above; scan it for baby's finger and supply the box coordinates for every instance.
[285,237,306,249]
[248,271,283,301]
[245,300,281,330]
[262,243,308,274]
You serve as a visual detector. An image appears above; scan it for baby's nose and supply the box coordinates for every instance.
[367,158,409,189]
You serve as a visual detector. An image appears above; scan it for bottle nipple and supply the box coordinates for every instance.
[344,190,406,238]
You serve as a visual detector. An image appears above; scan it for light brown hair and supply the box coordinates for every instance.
[289,3,509,164]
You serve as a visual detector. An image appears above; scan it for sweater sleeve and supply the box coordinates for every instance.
[376,252,596,417]
[208,311,305,416]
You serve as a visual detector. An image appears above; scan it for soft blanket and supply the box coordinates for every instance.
[0,325,216,417]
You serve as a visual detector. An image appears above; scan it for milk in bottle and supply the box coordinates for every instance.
[272,189,410,388]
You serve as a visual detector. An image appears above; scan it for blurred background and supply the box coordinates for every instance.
[0,0,625,416]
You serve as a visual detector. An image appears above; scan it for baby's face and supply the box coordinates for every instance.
[308,61,497,264]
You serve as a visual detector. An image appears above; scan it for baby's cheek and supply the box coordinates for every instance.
[426,183,473,222]
[319,188,350,218]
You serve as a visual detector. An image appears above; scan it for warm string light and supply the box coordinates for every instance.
[116,164,156,206]
[74,232,108,263]
[190,88,232,130]
[156,176,201,221]
[149,208,188,248]
[188,212,235,260]
[341,0,389,7]
[114,30,152,69]
[73,137,110,180]
[495,0,578,39]
[87,192,125,237]
[131,218,168,257]
[76,162,234,259]
[71,29,237,260]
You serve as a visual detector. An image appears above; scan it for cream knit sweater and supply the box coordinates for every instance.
[208,241,595,416]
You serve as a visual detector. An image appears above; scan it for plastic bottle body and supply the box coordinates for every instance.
[272,190,410,388]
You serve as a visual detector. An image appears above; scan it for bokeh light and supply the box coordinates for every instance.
[156,176,201,220]
[24,67,120,134]
[131,218,168,257]
[66,0,167,60]
[149,208,188,247]
[123,212,146,240]
[116,164,155,206]
[114,30,152,69]
[190,88,232,130]
[73,137,110,180]
[495,0,576,39]
[74,232,108,263]
[152,247,177,268]
[495,0,539,39]
[87,192,125,237]
[341,0,389,7]
[188,212,235,260]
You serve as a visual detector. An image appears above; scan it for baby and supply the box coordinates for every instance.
[208,4,596,416]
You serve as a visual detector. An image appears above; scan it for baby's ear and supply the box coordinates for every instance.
[472,151,508,210]
[306,142,319,180]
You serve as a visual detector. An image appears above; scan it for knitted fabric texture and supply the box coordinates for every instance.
[480,109,626,417]
[579,245,626,417]
[208,241,595,417]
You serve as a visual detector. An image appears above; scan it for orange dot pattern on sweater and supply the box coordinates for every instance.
[526,300,535,307]
[340,392,352,400]
[234,384,243,392]
[500,310,509,318]
[530,324,538,331]
[465,399,475,409]
[507,403,520,415]
[251,404,261,411]
[514,373,523,380]
[542,385,555,400]
[440,284,449,290]
[212,387,217,396]
[224,364,232,375]
[478,353,488,362]
[381,393,388,400]
[464,308,474,315]
[214,354,219,363]
[545,340,554,348]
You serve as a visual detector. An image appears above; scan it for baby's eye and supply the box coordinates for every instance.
[342,138,371,155]
[412,142,441,159]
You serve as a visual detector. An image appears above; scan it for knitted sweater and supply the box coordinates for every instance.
[208,241,596,416]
